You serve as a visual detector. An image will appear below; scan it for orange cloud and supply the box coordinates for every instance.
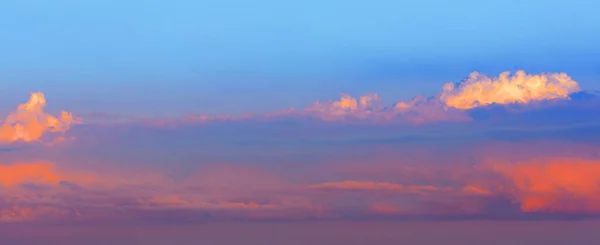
[0,162,62,187]
[0,92,80,143]
[309,181,438,194]
[303,93,383,121]
[145,195,278,210]
[462,185,493,196]
[489,158,600,213]
[440,70,580,109]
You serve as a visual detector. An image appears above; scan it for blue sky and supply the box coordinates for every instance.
[1,0,600,116]
[4,1,600,243]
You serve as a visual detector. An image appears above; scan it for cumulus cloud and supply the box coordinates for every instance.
[440,70,581,109]
[0,92,80,143]
[298,70,583,123]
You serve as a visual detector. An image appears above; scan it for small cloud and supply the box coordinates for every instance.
[369,203,402,214]
[309,181,404,191]
[0,92,80,144]
[308,181,438,194]
[462,185,493,196]
[303,92,384,121]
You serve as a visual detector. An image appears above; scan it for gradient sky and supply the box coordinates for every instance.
[2,1,600,245]
[2,0,600,117]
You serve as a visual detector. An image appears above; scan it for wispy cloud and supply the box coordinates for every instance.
[2,145,599,224]
[0,162,61,187]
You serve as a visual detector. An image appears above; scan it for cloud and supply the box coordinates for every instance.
[0,162,320,222]
[309,181,438,194]
[0,92,80,144]
[462,186,493,196]
[488,158,600,213]
[302,92,384,121]
[440,71,581,109]
[368,203,402,214]
[3,74,600,226]
[390,95,471,123]
[0,205,68,222]
[3,140,600,223]
[135,70,584,127]
[309,181,404,191]
[0,162,61,187]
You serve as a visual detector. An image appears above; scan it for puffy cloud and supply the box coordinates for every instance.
[302,70,582,123]
[0,92,80,143]
[440,70,581,109]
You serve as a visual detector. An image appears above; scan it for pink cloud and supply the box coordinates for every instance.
[3,141,600,223]
[487,158,600,213]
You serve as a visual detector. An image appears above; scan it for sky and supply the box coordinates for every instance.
[2,0,600,116]
[2,0,600,245]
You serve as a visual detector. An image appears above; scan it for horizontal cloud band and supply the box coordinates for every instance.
[1,155,599,223]
[143,70,582,126]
